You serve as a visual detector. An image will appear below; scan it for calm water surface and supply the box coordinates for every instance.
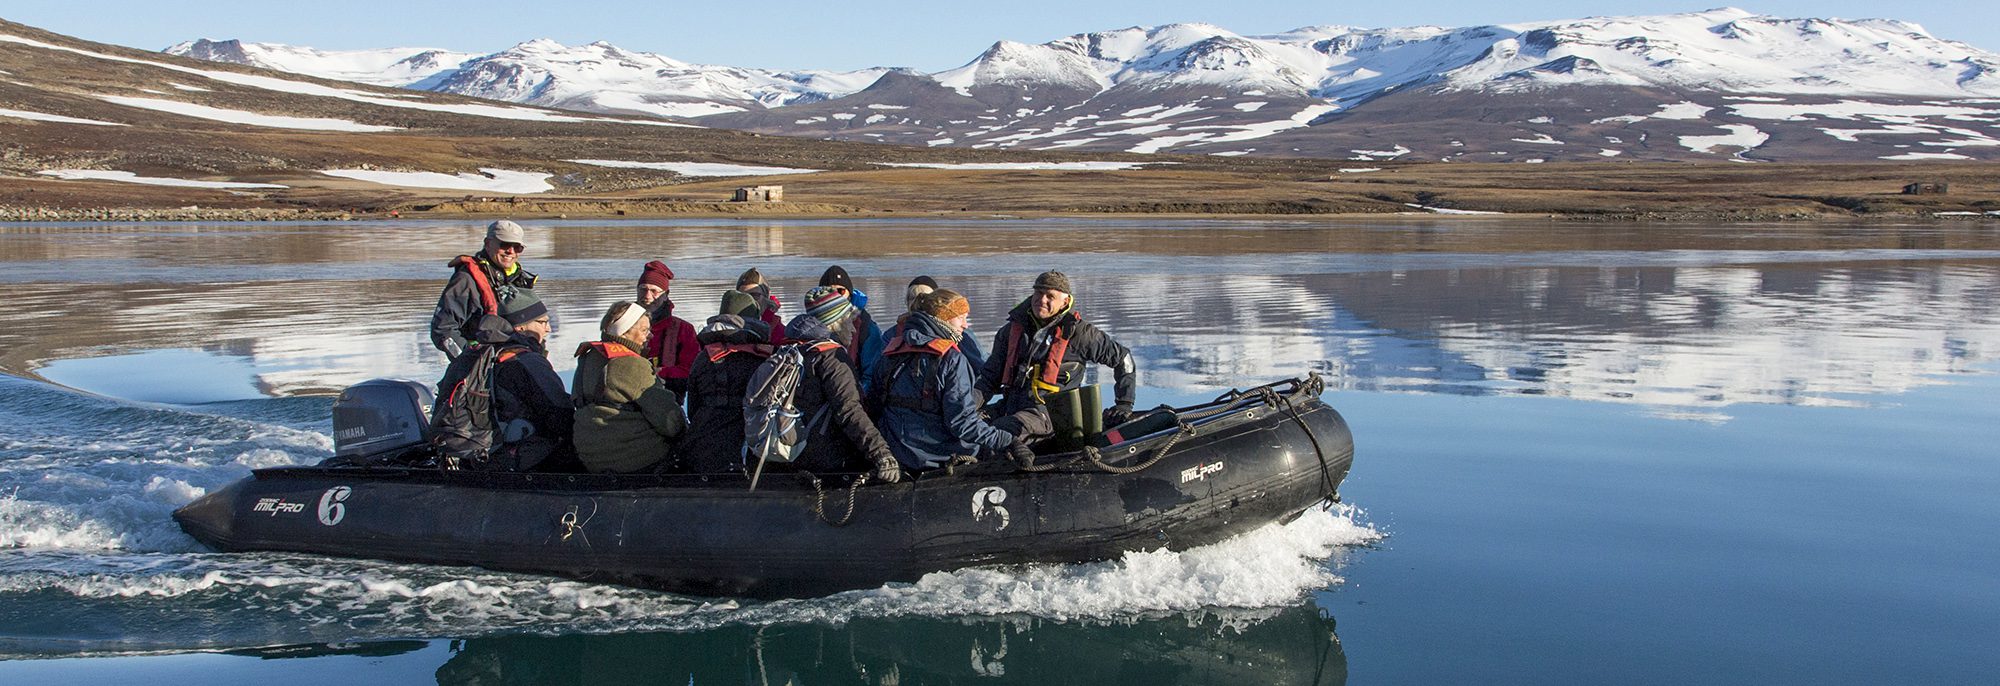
[1,218,1997,684]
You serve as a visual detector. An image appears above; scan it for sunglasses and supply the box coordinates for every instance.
[494,242,525,253]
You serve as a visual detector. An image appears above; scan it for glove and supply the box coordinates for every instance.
[870,455,903,484]
[1008,440,1037,467]
[1102,404,1135,428]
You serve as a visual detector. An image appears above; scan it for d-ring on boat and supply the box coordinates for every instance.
[174,374,1355,598]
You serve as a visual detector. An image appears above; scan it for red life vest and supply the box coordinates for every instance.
[883,323,958,357]
[575,340,641,360]
[449,255,500,316]
[705,342,775,362]
[999,317,1073,388]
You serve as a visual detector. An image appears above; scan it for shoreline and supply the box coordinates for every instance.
[6,202,1999,224]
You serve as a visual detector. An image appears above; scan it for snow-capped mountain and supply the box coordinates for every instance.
[169,8,2000,161]
[165,39,482,88]
[167,38,895,119]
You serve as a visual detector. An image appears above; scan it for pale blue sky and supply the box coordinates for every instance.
[6,1,1994,71]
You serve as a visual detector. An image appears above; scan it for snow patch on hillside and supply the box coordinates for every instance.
[319,168,552,193]
[96,95,401,132]
[1680,124,1769,154]
[567,160,822,176]
[0,107,125,126]
[38,170,286,189]
[876,161,1166,171]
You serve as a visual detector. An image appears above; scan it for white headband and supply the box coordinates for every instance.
[605,302,646,337]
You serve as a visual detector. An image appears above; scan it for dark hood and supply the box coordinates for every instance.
[901,311,960,346]
[785,313,836,343]
[697,314,771,345]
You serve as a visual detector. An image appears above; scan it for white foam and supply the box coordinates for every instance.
[319,168,554,193]
[38,169,287,189]
[784,505,1380,621]
[0,505,1377,644]
[566,159,822,176]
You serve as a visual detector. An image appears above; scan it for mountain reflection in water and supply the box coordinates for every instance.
[5,220,1996,421]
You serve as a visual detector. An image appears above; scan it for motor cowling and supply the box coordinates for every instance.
[331,378,434,462]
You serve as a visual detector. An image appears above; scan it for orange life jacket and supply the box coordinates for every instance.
[449,255,499,316]
[575,340,641,360]
[883,324,958,357]
[999,318,1072,388]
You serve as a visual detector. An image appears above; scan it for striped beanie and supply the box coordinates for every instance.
[803,285,854,326]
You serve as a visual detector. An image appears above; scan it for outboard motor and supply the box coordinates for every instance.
[329,378,435,465]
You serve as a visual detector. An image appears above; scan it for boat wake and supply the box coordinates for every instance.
[0,374,1380,654]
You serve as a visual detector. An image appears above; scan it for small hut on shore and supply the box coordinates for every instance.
[1902,182,1949,195]
[733,186,784,202]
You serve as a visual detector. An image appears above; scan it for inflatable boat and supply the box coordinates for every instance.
[174,375,1354,597]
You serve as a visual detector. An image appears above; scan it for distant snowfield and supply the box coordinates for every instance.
[1680,124,1769,154]
[875,161,1168,171]
[1881,152,1972,160]
[0,107,125,126]
[1728,100,1994,122]
[319,168,553,193]
[97,95,401,132]
[1406,203,1504,215]
[39,169,287,189]
[567,160,822,176]
[1592,101,1714,124]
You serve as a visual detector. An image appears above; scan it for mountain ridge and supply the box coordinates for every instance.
[158,8,2000,162]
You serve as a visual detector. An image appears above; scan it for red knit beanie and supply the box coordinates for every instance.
[639,260,674,291]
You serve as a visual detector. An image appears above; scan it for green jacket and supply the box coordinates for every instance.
[571,336,686,473]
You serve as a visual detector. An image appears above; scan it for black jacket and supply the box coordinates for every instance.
[778,316,896,474]
[429,251,538,359]
[977,300,1137,414]
[680,316,774,474]
[434,331,574,472]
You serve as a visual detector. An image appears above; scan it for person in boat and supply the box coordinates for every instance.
[818,265,884,384]
[871,290,1037,471]
[679,295,777,474]
[429,220,538,361]
[635,260,698,400]
[572,301,688,473]
[900,275,985,372]
[978,271,1139,428]
[769,288,902,483]
[432,290,575,471]
[735,267,787,345]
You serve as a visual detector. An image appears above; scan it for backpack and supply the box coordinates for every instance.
[742,341,840,465]
[430,344,523,469]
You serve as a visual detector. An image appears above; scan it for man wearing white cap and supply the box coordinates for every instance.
[429,219,540,360]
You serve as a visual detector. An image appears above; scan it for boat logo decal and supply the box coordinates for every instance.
[972,486,1010,532]
[251,498,306,516]
[317,486,352,526]
[1180,461,1225,484]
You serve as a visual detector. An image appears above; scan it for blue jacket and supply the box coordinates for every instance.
[870,312,1014,470]
[878,315,983,374]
